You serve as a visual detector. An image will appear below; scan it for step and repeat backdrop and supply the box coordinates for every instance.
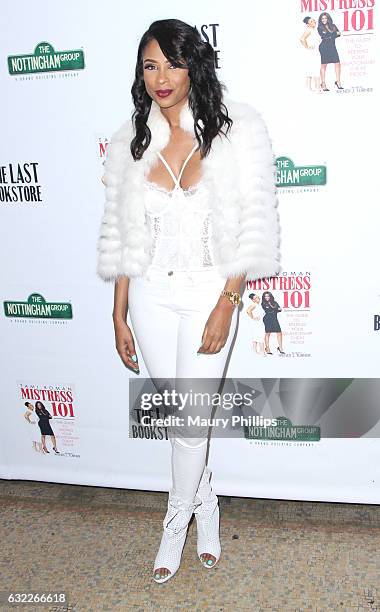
[1,0,379,503]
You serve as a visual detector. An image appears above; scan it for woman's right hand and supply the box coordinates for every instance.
[113,319,140,373]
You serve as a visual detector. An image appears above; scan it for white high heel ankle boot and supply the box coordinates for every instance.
[194,466,221,568]
[153,488,201,584]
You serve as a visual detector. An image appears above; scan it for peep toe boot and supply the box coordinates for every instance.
[153,489,201,584]
[194,466,221,568]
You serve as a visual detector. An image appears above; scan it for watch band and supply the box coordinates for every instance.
[220,290,241,306]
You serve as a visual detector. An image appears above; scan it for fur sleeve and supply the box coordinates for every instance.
[235,106,282,281]
[96,122,130,282]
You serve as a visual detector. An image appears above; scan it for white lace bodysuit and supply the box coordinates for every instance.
[143,144,216,271]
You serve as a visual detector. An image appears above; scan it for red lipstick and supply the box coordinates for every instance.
[155,89,173,98]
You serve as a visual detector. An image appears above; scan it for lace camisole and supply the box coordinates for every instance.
[143,144,216,271]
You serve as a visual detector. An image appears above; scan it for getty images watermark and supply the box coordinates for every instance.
[137,388,277,429]
[130,377,380,441]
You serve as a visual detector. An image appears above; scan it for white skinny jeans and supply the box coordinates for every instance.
[128,263,239,503]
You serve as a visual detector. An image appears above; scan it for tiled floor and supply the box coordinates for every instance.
[0,479,379,611]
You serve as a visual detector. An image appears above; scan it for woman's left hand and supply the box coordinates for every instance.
[197,303,234,354]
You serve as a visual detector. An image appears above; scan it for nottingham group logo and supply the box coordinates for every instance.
[244,416,320,442]
[276,156,327,193]
[4,293,73,324]
[8,42,85,76]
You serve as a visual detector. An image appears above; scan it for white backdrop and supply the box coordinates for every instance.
[1,0,379,503]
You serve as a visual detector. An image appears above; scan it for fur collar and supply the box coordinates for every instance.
[121,97,225,183]
[146,98,195,153]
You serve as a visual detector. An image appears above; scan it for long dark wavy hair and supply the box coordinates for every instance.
[318,12,337,34]
[261,291,280,311]
[35,401,50,417]
[130,19,233,161]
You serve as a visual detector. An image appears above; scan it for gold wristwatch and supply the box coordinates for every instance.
[220,290,241,306]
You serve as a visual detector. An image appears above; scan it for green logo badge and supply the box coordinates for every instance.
[8,42,85,75]
[276,157,326,187]
[244,416,320,441]
[4,293,73,319]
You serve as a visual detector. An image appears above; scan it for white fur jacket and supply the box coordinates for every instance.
[96,97,281,281]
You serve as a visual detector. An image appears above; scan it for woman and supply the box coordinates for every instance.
[318,12,343,91]
[300,16,321,92]
[35,401,60,455]
[24,401,43,453]
[97,19,281,583]
[246,293,265,355]
[261,291,285,356]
